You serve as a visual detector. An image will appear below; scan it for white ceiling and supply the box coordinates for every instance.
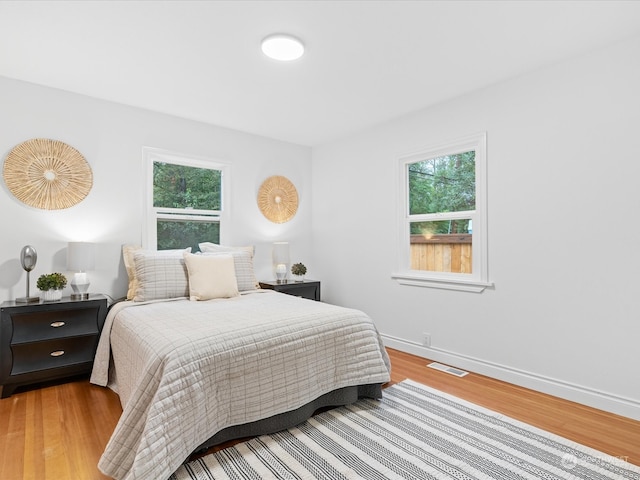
[2,1,640,147]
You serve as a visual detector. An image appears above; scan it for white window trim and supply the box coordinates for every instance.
[143,147,230,250]
[392,132,492,293]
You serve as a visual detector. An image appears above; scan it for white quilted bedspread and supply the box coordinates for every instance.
[90,290,390,480]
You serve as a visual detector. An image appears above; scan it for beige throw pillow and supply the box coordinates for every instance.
[122,244,141,300]
[184,252,239,301]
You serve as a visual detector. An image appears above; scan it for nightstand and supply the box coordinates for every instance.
[259,280,321,301]
[0,295,107,398]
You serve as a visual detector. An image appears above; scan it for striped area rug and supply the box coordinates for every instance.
[171,380,640,479]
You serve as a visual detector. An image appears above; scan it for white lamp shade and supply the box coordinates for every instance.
[67,242,95,271]
[272,242,290,265]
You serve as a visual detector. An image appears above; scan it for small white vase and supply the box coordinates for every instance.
[41,289,63,301]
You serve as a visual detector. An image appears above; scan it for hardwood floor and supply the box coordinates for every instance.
[0,376,122,480]
[387,348,640,468]
[0,348,638,479]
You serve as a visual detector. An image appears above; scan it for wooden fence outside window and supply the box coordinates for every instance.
[410,234,472,273]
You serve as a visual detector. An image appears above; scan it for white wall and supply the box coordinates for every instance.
[311,36,640,419]
[0,77,312,303]
[2,36,638,421]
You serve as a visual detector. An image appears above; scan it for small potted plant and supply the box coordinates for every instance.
[36,272,67,301]
[290,262,307,282]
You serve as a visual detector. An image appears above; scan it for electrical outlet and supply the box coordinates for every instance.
[422,332,431,347]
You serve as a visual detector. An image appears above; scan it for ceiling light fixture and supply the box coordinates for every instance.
[261,34,305,61]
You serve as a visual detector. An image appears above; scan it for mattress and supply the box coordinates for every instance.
[90,290,391,480]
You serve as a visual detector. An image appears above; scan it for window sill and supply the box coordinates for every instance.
[391,272,493,293]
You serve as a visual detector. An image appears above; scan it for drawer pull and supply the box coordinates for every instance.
[50,321,66,328]
[50,350,65,357]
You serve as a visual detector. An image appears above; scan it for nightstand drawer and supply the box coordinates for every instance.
[11,309,100,344]
[287,285,317,299]
[1,295,107,397]
[11,335,98,376]
[259,280,321,301]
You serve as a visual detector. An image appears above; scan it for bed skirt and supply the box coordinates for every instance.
[194,383,383,454]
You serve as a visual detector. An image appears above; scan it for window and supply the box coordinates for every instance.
[393,133,491,292]
[144,147,229,252]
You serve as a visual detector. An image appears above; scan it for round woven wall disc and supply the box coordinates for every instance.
[3,138,93,210]
[257,175,298,223]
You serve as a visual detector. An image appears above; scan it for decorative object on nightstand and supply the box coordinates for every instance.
[257,175,298,223]
[259,279,320,301]
[0,294,107,398]
[16,245,39,304]
[36,273,67,302]
[290,262,307,282]
[67,242,95,300]
[272,241,290,283]
[3,138,93,210]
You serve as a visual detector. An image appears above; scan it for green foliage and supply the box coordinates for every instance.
[291,263,307,276]
[409,151,475,235]
[157,220,220,252]
[411,219,471,236]
[153,161,222,251]
[153,161,221,210]
[36,273,67,291]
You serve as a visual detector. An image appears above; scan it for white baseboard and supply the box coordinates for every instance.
[381,334,640,421]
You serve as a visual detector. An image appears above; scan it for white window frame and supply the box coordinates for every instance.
[392,132,492,293]
[143,147,230,250]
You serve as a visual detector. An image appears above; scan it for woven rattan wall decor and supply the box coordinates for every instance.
[257,175,298,223]
[3,138,93,210]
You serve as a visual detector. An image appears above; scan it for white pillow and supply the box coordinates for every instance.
[132,248,191,302]
[184,252,239,301]
[201,250,258,291]
[199,242,255,258]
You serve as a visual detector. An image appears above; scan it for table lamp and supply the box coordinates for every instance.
[67,242,95,300]
[272,242,290,283]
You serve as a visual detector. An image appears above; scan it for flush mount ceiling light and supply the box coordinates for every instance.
[261,34,305,61]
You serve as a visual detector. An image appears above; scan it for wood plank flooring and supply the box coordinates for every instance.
[387,349,640,468]
[0,348,637,479]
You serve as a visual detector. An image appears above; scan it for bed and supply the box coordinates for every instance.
[90,246,391,480]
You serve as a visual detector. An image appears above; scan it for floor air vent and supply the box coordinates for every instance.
[427,362,469,377]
